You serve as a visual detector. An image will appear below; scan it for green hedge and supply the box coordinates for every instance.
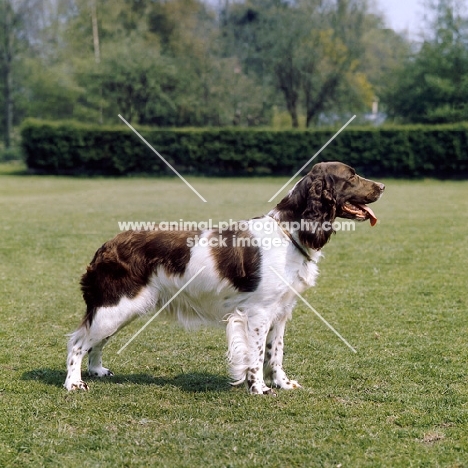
[21,119,468,177]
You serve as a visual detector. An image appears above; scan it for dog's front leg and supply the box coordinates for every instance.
[245,317,276,395]
[263,317,301,390]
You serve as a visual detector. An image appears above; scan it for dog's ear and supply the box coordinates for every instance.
[274,175,311,221]
[299,171,337,250]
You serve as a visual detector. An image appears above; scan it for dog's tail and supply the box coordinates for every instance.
[225,310,249,385]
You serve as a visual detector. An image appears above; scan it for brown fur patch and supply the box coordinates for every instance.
[81,229,198,324]
[209,229,262,293]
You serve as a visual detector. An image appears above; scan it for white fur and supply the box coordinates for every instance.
[64,216,321,394]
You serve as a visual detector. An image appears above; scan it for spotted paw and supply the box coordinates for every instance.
[65,380,89,391]
[289,380,302,389]
[248,383,277,396]
[274,379,302,390]
[88,367,114,378]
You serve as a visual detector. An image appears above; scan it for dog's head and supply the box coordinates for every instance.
[308,161,385,225]
[273,161,385,250]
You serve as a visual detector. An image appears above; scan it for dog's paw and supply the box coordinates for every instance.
[261,383,277,396]
[65,380,89,391]
[88,367,114,378]
[287,379,302,389]
[273,378,302,390]
[247,382,277,396]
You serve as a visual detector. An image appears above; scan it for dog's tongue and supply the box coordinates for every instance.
[357,204,378,226]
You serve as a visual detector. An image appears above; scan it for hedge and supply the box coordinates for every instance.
[21,119,468,177]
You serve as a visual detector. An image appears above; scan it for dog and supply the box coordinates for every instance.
[64,162,384,394]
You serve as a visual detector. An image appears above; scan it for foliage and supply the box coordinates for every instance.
[3,0,468,138]
[0,145,21,161]
[220,0,376,127]
[384,0,468,124]
[361,27,411,112]
[1,0,421,137]
[21,119,468,177]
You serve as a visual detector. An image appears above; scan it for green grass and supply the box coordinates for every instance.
[1,163,467,467]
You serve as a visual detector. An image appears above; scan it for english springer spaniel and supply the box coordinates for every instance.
[65,162,385,394]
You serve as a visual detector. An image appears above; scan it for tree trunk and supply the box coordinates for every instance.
[305,74,341,128]
[276,58,300,128]
[4,60,12,149]
[287,99,299,128]
[90,0,103,124]
[90,0,100,64]
[2,1,13,148]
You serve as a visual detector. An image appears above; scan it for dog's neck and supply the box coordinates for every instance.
[268,199,335,252]
[267,214,313,262]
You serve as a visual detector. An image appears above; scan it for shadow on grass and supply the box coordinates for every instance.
[22,368,231,393]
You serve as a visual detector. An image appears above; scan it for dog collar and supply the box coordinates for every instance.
[267,215,313,262]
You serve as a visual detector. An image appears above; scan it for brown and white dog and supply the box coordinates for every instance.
[65,162,385,394]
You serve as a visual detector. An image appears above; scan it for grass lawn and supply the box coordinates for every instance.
[0,162,467,467]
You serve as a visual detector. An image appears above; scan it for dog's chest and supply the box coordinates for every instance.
[283,254,321,295]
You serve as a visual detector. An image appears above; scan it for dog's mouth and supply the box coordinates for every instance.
[342,202,378,226]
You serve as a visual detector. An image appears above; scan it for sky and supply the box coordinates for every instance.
[375,0,425,36]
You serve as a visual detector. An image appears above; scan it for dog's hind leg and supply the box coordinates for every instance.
[83,305,135,380]
[64,289,156,391]
[64,314,118,391]
[87,336,113,378]
[64,305,139,391]
[64,325,91,391]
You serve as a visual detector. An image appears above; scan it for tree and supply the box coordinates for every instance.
[53,0,268,126]
[220,0,376,127]
[1,0,407,131]
[95,40,176,125]
[297,28,373,126]
[361,27,411,106]
[384,0,468,123]
[0,0,86,143]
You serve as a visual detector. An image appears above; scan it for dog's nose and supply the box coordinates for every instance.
[378,183,385,192]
